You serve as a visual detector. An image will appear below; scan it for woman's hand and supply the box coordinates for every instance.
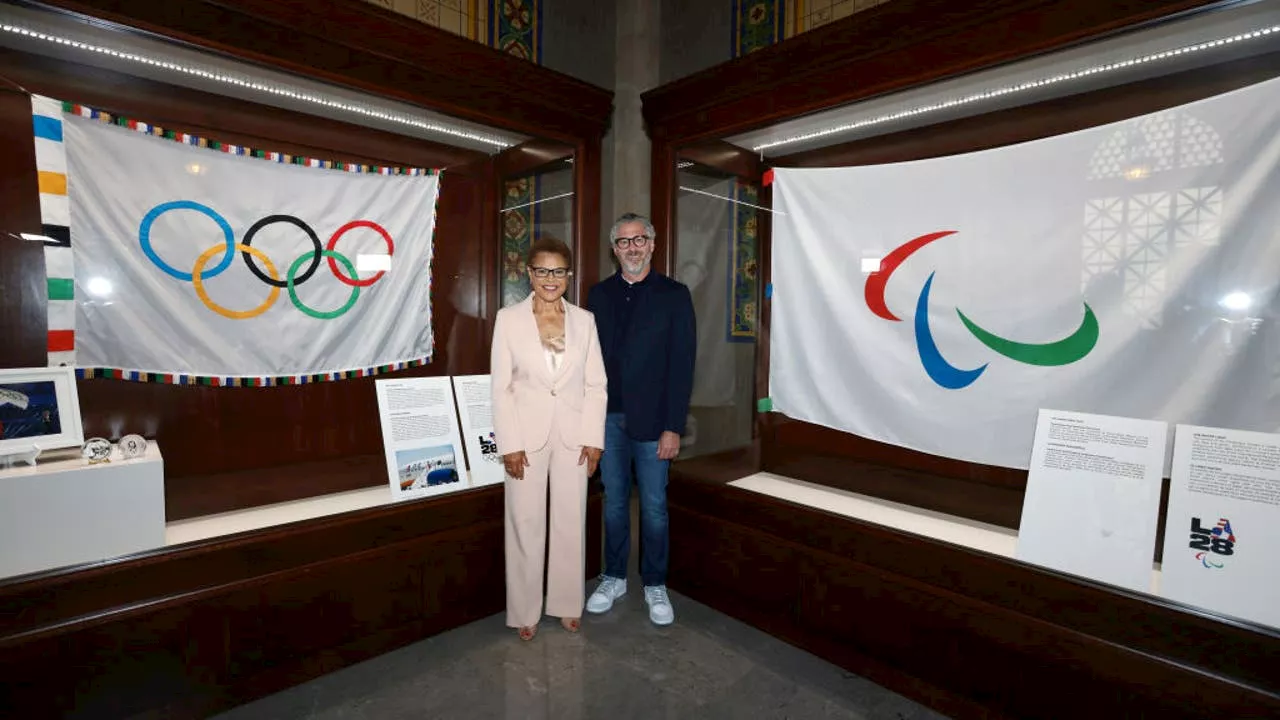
[503,451,529,480]
[578,446,603,476]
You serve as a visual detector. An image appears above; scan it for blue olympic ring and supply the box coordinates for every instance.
[140,200,235,281]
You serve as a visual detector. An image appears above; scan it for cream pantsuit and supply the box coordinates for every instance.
[490,293,607,628]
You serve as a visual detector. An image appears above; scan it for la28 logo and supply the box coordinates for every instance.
[478,433,501,463]
[1188,517,1235,557]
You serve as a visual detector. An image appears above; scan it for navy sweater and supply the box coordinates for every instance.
[586,270,696,442]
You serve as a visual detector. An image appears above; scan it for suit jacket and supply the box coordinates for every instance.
[490,293,608,456]
[586,271,696,442]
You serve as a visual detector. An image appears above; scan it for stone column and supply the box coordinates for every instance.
[602,0,660,279]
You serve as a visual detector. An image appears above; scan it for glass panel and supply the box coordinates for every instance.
[678,2,1280,632]
[0,1,567,580]
[500,153,576,306]
[673,159,760,458]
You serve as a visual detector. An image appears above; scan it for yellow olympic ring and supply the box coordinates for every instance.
[192,243,280,320]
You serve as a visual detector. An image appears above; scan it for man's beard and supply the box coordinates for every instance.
[621,255,649,275]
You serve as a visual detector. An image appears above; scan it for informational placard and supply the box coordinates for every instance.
[374,376,468,501]
[1016,409,1168,593]
[1160,425,1279,630]
[451,374,504,488]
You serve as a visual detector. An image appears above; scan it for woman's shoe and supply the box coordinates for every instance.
[518,625,537,641]
[560,617,580,633]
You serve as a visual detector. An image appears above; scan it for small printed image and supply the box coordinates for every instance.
[479,431,501,463]
[395,445,460,491]
[0,382,62,440]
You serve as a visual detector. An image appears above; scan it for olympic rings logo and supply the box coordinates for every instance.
[139,201,393,320]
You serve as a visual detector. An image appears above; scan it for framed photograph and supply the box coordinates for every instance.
[0,367,84,456]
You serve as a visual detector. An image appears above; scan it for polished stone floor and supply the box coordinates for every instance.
[215,498,951,720]
[215,586,949,720]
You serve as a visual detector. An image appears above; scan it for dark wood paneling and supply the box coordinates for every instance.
[0,2,610,715]
[774,48,1280,168]
[496,138,575,179]
[0,485,604,717]
[641,3,1280,718]
[650,140,677,277]
[0,89,47,370]
[573,134,604,295]
[642,0,1229,143]
[29,0,612,141]
[666,474,1280,719]
[677,140,763,182]
[0,48,483,171]
[751,51,1280,523]
[166,454,386,520]
[0,49,493,506]
[660,25,1280,522]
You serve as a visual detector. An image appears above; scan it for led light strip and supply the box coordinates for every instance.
[0,22,513,148]
[500,191,575,213]
[679,186,782,214]
[754,24,1280,152]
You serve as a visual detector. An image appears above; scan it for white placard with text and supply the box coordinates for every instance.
[1160,424,1279,630]
[374,376,469,501]
[452,375,504,488]
[1016,409,1168,593]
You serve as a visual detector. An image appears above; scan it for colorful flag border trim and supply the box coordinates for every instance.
[33,95,76,368]
[74,358,432,386]
[61,100,441,176]
[31,93,439,385]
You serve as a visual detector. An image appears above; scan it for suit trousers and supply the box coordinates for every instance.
[504,434,588,628]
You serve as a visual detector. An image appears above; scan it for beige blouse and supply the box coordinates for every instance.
[542,333,566,374]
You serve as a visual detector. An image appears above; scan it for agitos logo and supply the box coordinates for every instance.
[864,230,1099,389]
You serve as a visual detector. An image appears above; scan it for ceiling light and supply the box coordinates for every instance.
[0,21,513,149]
[753,25,1280,152]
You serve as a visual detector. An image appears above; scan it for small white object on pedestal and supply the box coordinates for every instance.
[0,444,42,468]
[0,441,165,581]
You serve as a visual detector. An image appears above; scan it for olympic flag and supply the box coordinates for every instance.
[769,74,1280,471]
[32,96,440,384]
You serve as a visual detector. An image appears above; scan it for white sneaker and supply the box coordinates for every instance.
[586,576,627,614]
[644,585,675,626]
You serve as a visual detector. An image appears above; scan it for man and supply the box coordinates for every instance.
[585,212,696,626]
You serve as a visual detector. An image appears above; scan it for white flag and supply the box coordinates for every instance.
[769,75,1280,471]
[35,97,439,383]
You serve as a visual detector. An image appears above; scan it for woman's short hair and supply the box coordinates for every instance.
[526,236,573,268]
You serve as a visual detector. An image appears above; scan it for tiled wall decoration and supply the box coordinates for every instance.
[732,0,895,58]
[731,1,788,57]
[489,0,542,63]
[730,181,760,341]
[796,0,892,34]
[501,178,535,307]
[360,0,542,63]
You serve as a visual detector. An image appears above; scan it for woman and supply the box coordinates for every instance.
[490,237,607,640]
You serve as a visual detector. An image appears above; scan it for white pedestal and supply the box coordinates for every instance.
[0,442,165,581]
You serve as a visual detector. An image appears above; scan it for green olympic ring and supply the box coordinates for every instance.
[288,250,360,320]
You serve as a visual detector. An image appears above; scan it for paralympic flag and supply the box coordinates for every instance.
[769,73,1280,471]
[31,95,439,385]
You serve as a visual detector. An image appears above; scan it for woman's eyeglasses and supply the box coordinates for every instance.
[529,266,572,279]
[613,234,650,249]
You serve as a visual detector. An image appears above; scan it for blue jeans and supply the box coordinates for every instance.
[600,413,669,587]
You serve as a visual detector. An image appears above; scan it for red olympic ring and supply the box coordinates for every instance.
[327,220,394,287]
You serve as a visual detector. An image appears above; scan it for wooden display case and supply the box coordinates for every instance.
[642,1,1280,717]
[0,1,611,716]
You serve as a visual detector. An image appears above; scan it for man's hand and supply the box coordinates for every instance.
[503,451,529,480]
[657,431,681,460]
[579,446,603,476]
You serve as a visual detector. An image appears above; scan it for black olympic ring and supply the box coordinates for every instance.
[240,214,322,288]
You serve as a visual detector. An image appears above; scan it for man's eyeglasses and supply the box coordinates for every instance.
[529,266,571,279]
[613,234,651,249]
